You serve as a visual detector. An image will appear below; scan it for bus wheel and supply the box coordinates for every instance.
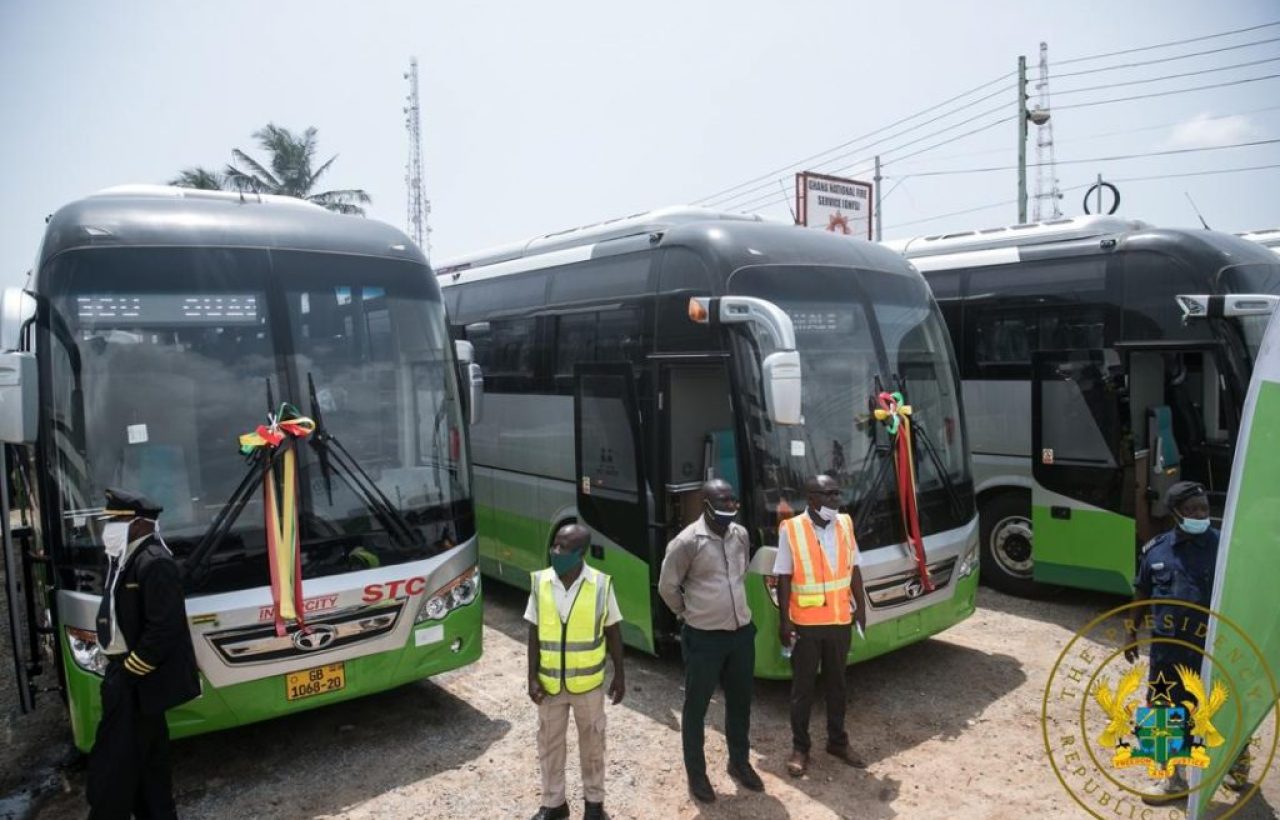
[978,491,1041,597]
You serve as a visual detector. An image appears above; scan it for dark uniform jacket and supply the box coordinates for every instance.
[100,537,201,714]
[1134,527,1219,647]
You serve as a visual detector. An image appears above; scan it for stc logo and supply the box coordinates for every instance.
[361,577,428,603]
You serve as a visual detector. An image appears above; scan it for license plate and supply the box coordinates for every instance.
[285,663,346,701]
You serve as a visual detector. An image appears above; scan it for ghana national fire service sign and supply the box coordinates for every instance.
[795,171,873,239]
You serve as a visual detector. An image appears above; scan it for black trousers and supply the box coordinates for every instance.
[790,623,852,753]
[680,623,755,777]
[87,662,177,820]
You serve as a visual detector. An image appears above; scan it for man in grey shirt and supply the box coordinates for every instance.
[658,479,762,803]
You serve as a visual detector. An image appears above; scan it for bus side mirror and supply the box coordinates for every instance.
[0,352,36,444]
[454,340,484,426]
[762,350,802,426]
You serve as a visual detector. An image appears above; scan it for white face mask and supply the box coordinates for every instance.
[102,521,131,558]
[817,506,839,522]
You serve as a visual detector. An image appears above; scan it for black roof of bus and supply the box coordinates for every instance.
[658,219,914,276]
[1114,226,1280,270]
[34,189,426,282]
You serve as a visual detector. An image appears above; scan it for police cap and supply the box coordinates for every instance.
[103,487,163,519]
[1164,480,1206,511]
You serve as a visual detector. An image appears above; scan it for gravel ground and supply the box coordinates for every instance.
[3,578,1278,819]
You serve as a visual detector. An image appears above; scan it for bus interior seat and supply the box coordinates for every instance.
[1147,405,1181,517]
[702,430,740,495]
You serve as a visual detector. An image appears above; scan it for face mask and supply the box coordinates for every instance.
[704,501,738,525]
[817,506,839,522]
[102,521,131,558]
[550,551,583,577]
[1177,515,1211,536]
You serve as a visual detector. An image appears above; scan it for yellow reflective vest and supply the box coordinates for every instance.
[533,566,611,695]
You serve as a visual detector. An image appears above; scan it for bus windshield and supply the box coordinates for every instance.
[726,265,972,549]
[1221,261,1280,365]
[44,247,473,595]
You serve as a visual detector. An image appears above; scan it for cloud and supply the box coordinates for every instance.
[1162,113,1261,150]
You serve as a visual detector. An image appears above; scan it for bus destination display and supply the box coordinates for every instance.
[76,294,261,326]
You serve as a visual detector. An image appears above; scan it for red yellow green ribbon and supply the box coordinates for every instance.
[875,391,935,593]
[240,405,315,636]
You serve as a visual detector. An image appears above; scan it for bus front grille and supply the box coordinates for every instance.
[865,557,957,609]
[203,601,406,665]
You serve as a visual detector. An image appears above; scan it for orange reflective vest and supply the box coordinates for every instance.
[782,512,858,626]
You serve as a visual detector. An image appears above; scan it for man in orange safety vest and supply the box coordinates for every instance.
[774,474,868,778]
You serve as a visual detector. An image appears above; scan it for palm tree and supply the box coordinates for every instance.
[225,124,370,215]
[168,124,371,215]
[169,167,226,190]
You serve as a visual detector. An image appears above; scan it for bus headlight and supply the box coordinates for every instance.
[66,627,108,676]
[957,538,980,579]
[416,567,481,624]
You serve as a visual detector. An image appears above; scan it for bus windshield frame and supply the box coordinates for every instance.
[40,246,474,596]
[724,264,974,550]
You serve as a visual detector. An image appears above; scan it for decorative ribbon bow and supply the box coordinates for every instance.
[240,405,316,636]
[875,391,935,594]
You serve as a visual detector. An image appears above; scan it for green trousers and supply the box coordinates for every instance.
[679,623,755,777]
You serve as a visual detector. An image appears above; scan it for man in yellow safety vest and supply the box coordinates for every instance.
[775,474,868,778]
[525,522,626,820]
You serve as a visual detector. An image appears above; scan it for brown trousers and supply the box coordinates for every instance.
[537,685,606,806]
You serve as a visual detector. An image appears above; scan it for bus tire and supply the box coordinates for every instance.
[978,490,1044,597]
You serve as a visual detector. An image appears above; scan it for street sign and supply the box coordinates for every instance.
[795,172,873,239]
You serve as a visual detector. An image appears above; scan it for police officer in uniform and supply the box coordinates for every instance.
[1126,481,1250,802]
[88,488,201,820]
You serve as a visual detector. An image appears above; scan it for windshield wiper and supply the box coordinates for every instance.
[851,376,895,529]
[306,373,419,548]
[895,375,966,521]
[183,379,277,587]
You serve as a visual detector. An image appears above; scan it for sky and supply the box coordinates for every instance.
[2,1,1278,285]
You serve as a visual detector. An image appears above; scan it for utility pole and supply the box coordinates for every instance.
[404,57,432,260]
[873,154,883,241]
[1016,54,1028,224]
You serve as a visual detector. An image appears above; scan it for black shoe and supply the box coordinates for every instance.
[584,801,608,820]
[727,760,765,792]
[530,805,569,820]
[689,773,717,803]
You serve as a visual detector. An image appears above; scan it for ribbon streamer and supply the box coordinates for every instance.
[874,391,935,593]
[239,405,316,636]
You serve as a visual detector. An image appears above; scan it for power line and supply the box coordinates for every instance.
[1052,35,1280,80]
[1056,71,1280,112]
[839,115,1015,175]
[882,162,1280,233]
[891,138,1280,178]
[1105,161,1280,184]
[1054,55,1280,97]
[1056,20,1280,66]
[885,104,1280,171]
[713,101,1014,210]
[693,70,1015,206]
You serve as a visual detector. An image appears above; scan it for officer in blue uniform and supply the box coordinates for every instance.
[1125,481,1249,800]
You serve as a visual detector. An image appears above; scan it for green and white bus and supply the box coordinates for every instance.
[885,216,1280,596]
[438,207,979,680]
[1,185,484,751]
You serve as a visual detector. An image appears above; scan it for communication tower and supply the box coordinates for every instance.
[404,57,432,259]
[1031,42,1063,221]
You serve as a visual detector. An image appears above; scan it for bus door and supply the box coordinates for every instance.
[1031,349,1136,594]
[657,360,739,537]
[1118,340,1233,539]
[573,363,655,652]
[2,451,39,713]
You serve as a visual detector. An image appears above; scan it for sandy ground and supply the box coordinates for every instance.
[3,580,1278,820]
